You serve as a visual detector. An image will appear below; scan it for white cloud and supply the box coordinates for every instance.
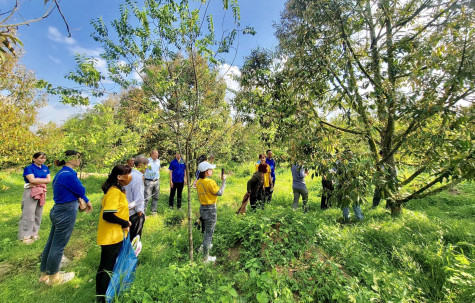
[217,63,241,92]
[38,103,88,125]
[47,26,76,45]
[68,46,103,57]
[48,55,61,64]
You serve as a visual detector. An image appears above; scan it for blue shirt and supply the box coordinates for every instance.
[144,158,160,180]
[169,158,186,183]
[266,157,276,181]
[52,166,89,204]
[124,169,145,216]
[23,163,50,183]
[291,165,307,190]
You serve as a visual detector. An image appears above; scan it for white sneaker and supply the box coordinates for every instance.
[203,256,216,263]
[198,244,213,253]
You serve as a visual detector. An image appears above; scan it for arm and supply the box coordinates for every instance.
[103,212,131,228]
[25,174,51,185]
[134,178,145,215]
[184,169,188,185]
[62,173,90,202]
[169,170,174,188]
[215,178,227,196]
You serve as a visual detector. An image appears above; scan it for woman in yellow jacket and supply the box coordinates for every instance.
[254,154,273,209]
[195,161,226,263]
[96,165,132,302]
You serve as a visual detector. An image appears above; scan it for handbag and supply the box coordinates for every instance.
[105,233,138,303]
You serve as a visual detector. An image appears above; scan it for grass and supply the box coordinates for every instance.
[0,164,473,302]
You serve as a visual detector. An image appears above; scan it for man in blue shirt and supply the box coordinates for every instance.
[266,149,276,201]
[168,152,187,209]
[144,150,160,214]
[124,155,148,240]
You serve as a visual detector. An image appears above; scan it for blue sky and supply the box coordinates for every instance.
[2,0,287,124]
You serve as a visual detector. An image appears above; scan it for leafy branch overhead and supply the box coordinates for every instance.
[234,0,474,212]
[0,0,71,63]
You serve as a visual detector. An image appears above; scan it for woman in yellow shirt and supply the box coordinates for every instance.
[96,165,132,302]
[254,154,273,209]
[195,161,226,263]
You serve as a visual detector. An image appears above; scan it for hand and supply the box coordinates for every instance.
[184,179,187,185]
[170,181,174,188]
[85,202,93,214]
[221,174,226,181]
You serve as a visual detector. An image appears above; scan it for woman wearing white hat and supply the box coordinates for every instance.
[195,161,226,263]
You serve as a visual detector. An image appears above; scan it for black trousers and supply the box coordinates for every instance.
[129,212,145,241]
[321,179,334,209]
[249,193,258,210]
[169,182,184,208]
[96,241,123,302]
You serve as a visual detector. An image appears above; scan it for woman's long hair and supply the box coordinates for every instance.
[102,165,132,194]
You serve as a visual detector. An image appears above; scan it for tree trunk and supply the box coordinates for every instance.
[186,145,193,263]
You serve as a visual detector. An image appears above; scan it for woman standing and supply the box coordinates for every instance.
[254,154,273,209]
[39,150,93,285]
[96,165,132,302]
[195,161,226,263]
[18,152,51,244]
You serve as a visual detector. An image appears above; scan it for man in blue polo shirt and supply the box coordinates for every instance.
[168,152,187,210]
[144,150,160,214]
[266,149,276,201]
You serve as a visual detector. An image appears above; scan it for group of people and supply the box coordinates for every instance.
[17,149,226,301]
[17,147,376,301]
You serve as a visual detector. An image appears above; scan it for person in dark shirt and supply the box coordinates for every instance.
[39,150,93,286]
[247,164,267,210]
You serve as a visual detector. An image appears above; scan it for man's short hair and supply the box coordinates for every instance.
[266,149,272,154]
[135,155,149,166]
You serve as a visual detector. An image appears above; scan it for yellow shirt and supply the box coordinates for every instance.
[97,186,129,245]
[196,178,220,205]
[255,163,272,187]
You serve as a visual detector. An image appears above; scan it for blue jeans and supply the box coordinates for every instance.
[200,204,217,258]
[40,200,79,275]
[342,205,364,221]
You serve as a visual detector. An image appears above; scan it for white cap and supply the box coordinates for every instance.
[198,161,216,172]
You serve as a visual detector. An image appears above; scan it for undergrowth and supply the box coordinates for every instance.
[0,166,473,302]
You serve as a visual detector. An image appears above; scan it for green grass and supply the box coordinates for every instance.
[0,165,473,302]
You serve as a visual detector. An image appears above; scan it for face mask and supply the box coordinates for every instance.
[119,174,132,186]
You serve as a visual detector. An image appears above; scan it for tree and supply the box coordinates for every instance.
[236,0,475,214]
[61,98,142,171]
[0,52,47,167]
[51,0,253,261]
[0,1,71,62]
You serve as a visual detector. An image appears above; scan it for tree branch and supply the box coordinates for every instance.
[320,120,365,135]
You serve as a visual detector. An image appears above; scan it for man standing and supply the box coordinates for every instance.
[126,157,135,168]
[124,155,148,240]
[144,150,160,214]
[168,152,187,210]
[266,149,276,201]
[291,163,309,212]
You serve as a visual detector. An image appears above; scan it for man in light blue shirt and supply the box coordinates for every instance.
[144,150,160,214]
[125,155,148,240]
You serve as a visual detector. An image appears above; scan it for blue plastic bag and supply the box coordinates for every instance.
[105,234,138,303]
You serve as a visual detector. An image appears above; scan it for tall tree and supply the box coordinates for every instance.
[237,0,475,214]
[0,53,47,167]
[49,0,253,261]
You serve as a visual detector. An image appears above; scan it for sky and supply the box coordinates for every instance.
[2,0,287,124]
